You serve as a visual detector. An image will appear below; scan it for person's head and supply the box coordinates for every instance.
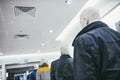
[60,45,69,55]
[41,63,49,67]
[80,7,100,28]
[34,64,39,69]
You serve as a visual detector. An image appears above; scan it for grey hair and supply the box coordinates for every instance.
[80,7,100,23]
[60,45,69,55]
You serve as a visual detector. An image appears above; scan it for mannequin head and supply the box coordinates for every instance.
[34,64,39,69]
[60,45,69,55]
[80,7,100,28]
[41,58,48,65]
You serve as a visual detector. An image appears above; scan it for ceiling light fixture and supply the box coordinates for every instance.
[37,51,40,53]
[49,30,53,33]
[41,43,45,46]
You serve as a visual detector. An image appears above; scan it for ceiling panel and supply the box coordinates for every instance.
[0,0,88,55]
[0,0,119,55]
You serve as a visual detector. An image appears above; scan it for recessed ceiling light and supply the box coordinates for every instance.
[37,51,40,53]
[49,30,53,33]
[65,0,72,4]
[41,43,45,46]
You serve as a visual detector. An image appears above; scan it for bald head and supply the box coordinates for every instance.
[80,7,100,27]
[60,45,69,55]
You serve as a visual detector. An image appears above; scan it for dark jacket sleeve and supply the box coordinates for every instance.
[74,36,98,80]
[50,62,55,80]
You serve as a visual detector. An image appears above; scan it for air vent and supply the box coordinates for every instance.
[14,6,36,17]
[116,20,120,32]
[15,34,29,39]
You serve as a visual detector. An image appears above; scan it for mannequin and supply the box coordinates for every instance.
[73,7,120,80]
[60,45,69,55]
[80,7,100,28]
[56,45,73,80]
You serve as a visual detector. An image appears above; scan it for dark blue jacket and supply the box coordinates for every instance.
[50,59,59,80]
[57,54,73,80]
[72,21,120,80]
[29,70,37,80]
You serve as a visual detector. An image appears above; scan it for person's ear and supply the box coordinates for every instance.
[84,17,89,25]
[86,18,89,25]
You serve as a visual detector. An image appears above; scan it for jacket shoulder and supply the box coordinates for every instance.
[52,59,59,64]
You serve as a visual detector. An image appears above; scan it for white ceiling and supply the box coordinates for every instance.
[0,0,120,55]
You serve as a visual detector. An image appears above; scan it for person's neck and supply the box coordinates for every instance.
[61,53,69,55]
[81,19,100,29]
[89,19,100,25]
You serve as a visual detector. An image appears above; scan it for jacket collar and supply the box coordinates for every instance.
[60,54,71,59]
[72,21,109,46]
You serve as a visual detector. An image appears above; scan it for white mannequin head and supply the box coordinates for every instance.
[34,64,39,69]
[60,45,69,55]
[41,58,48,65]
[80,7,100,28]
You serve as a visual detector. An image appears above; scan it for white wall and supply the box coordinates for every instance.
[0,46,74,66]
[0,52,60,65]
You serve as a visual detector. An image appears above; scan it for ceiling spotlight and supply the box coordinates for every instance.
[41,43,45,46]
[49,30,53,33]
[65,0,72,4]
[37,51,40,53]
